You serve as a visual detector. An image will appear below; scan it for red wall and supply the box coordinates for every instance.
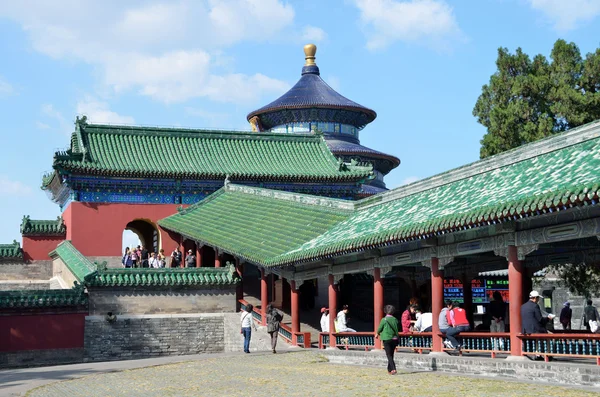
[0,313,86,351]
[22,236,65,261]
[63,202,183,257]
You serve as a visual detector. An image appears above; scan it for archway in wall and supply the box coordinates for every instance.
[122,230,142,254]
[125,219,160,254]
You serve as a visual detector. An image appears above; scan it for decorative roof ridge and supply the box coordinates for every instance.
[356,119,600,210]
[224,184,356,211]
[0,240,23,259]
[49,240,97,283]
[0,285,88,309]
[20,215,66,236]
[82,122,327,141]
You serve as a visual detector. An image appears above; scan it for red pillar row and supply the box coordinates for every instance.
[508,245,523,357]
[291,280,300,345]
[328,274,337,348]
[431,257,443,353]
[373,268,383,349]
[261,268,268,326]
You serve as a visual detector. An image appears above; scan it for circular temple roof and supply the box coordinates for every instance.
[247,45,377,131]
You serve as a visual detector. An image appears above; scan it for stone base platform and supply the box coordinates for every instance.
[321,349,600,387]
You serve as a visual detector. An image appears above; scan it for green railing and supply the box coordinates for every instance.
[439,332,510,358]
[519,334,600,364]
[319,332,375,350]
[397,332,433,353]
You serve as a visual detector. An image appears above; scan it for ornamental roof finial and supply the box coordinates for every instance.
[304,44,317,66]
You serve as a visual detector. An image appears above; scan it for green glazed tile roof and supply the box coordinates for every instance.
[160,120,600,267]
[46,120,372,184]
[49,240,97,283]
[0,240,23,259]
[158,185,354,265]
[20,216,66,236]
[86,267,239,288]
[0,288,87,309]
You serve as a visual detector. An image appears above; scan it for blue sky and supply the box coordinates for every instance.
[1,0,600,246]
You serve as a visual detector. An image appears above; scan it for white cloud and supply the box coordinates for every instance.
[301,25,327,42]
[0,176,32,196]
[0,1,300,104]
[76,98,135,124]
[353,0,462,50]
[401,176,421,185]
[324,75,341,91]
[0,77,14,97]
[527,0,600,31]
[41,103,71,134]
[35,121,50,130]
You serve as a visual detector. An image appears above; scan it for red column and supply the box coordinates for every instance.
[431,257,444,352]
[261,268,268,326]
[291,280,300,345]
[179,238,185,268]
[215,249,221,268]
[373,268,384,349]
[508,245,523,357]
[196,245,202,267]
[328,274,337,348]
[462,272,473,328]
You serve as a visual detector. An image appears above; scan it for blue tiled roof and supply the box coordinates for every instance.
[247,65,376,130]
[325,138,400,167]
[358,184,388,197]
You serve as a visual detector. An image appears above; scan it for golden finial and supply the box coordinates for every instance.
[304,44,317,66]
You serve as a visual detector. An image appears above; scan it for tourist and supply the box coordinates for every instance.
[149,252,161,268]
[336,305,356,332]
[445,302,470,350]
[581,300,600,332]
[489,291,506,349]
[320,307,329,332]
[171,246,182,268]
[521,291,554,334]
[414,311,433,332]
[266,304,283,353]
[376,304,399,375]
[439,300,453,347]
[560,302,572,330]
[240,304,257,353]
[186,249,196,268]
[158,249,166,268]
[121,247,133,268]
[401,304,417,333]
[140,245,149,268]
[130,247,138,268]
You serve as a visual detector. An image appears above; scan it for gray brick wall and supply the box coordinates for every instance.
[84,314,224,362]
[0,348,84,368]
[88,288,236,315]
[0,260,52,280]
[0,280,50,291]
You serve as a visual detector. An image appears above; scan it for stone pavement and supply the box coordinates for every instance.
[5,351,600,397]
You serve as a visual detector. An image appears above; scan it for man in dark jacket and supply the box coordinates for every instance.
[521,291,554,334]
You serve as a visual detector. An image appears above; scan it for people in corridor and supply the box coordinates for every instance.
[582,300,600,332]
[320,307,329,333]
[171,246,182,268]
[240,304,257,353]
[336,305,356,332]
[439,300,453,340]
[376,305,399,375]
[186,249,196,268]
[401,304,417,333]
[444,302,470,350]
[521,291,553,334]
[266,304,283,353]
[560,302,572,330]
[414,311,433,332]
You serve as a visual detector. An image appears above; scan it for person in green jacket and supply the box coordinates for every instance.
[376,305,400,375]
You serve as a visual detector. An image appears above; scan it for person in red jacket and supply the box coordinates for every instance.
[401,304,417,333]
[444,302,470,350]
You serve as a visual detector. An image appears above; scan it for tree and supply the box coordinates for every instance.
[474,39,600,159]
[550,263,600,299]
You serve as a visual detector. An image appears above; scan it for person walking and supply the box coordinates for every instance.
[140,246,149,268]
[122,247,133,268]
[130,247,138,268]
[266,304,283,353]
[149,252,161,268]
[560,302,572,330]
[581,300,600,332]
[376,305,400,375]
[320,307,330,333]
[240,304,257,353]
[521,291,553,334]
